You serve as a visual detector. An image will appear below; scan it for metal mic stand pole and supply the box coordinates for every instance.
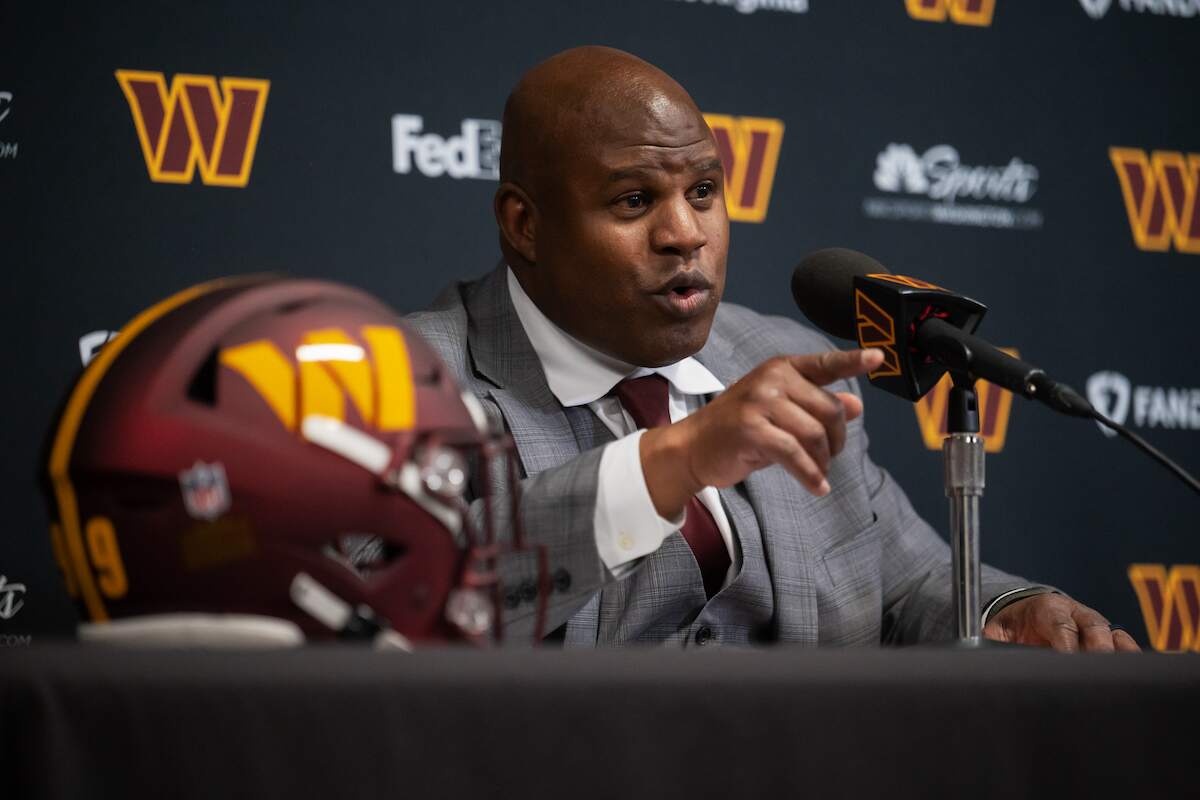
[944,372,985,647]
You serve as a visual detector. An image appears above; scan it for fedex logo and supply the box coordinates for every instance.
[391,115,501,180]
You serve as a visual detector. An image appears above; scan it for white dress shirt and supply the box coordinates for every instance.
[505,268,737,587]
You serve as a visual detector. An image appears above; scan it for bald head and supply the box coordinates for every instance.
[492,46,729,368]
[500,46,711,201]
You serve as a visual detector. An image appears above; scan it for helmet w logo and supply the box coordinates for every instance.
[1109,147,1200,254]
[220,326,417,432]
[115,70,270,188]
[704,113,785,224]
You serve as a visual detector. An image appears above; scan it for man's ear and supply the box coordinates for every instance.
[494,182,537,266]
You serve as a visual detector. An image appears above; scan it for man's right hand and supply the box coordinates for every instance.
[639,349,885,519]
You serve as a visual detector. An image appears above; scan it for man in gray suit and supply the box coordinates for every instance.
[406,46,1137,652]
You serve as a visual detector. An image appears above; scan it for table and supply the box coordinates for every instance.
[2,644,1196,798]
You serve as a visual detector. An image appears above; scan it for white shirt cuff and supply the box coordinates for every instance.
[594,430,684,575]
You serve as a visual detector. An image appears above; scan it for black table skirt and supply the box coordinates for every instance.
[2,644,1196,799]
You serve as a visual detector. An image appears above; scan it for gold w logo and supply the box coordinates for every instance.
[905,0,996,25]
[220,326,417,432]
[1128,564,1200,652]
[868,273,945,291]
[704,113,785,224]
[1109,148,1200,254]
[115,70,270,188]
[854,290,902,379]
[913,349,1018,452]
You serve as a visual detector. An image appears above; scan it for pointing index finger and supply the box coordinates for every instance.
[787,348,885,386]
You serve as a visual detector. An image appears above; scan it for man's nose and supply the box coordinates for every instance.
[650,196,708,258]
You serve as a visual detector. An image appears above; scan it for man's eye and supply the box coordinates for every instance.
[690,182,716,201]
[621,193,648,210]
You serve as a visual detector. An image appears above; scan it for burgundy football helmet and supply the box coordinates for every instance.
[44,276,542,647]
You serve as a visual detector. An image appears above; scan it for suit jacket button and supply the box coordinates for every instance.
[520,580,538,603]
[694,626,713,646]
[552,568,571,593]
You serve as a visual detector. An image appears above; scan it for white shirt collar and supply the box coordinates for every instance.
[506,267,725,407]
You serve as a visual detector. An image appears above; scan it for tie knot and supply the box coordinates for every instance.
[613,374,671,430]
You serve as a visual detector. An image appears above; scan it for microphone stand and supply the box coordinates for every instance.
[944,372,986,647]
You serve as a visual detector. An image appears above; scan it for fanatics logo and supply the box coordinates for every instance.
[1128,564,1200,652]
[703,113,785,223]
[115,70,270,188]
[1085,370,1200,437]
[905,0,996,26]
[1108,147,1200,254]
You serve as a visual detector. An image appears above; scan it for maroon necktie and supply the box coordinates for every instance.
[613,375,731,598]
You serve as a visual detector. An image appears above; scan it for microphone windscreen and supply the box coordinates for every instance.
[791,248,890,341]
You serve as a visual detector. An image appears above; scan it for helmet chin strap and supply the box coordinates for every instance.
[289,572,413,652]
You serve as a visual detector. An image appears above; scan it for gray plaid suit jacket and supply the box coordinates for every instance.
[404,264,1031,647]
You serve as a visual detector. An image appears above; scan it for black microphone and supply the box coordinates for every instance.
[790,248,1093,418]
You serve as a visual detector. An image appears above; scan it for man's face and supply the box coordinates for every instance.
[525,100,729,367]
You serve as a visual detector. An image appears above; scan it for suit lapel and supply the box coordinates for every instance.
[695,318,819,645]
[464,265,603,644]
[464,265,581,476]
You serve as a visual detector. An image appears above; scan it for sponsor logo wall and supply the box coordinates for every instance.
[5,2,1197,647]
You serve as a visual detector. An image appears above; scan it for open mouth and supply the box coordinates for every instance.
[653,273,714,318]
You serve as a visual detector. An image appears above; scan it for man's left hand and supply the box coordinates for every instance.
[983,593,1141,652]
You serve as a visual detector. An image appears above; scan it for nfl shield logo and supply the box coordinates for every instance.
[179,461,232,521]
